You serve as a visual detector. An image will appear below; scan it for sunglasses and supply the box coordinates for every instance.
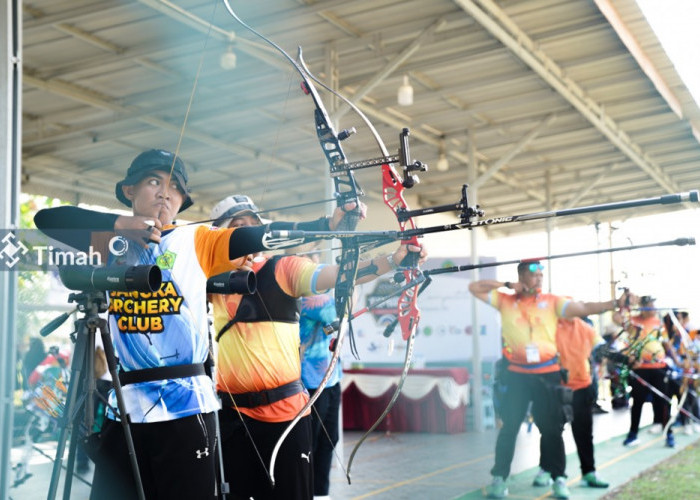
[527,263,544,272]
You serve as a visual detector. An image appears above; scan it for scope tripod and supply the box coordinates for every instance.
[46,290,145,500]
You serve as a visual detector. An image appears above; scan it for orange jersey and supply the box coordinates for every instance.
[489,291,570,373]
[628,315,666,367]
[556,318,602,390]
[213,255,323,423]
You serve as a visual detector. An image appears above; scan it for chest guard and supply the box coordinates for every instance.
[216,256,300,341]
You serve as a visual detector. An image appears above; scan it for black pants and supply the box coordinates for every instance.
[571,384,596,475]
[629,367,671,435]
[309,383,341,496]
[219,405,313,500]
[492,370,566,479]
[89,412,219,500]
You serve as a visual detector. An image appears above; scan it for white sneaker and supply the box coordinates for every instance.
[648,423,663,434]
[684,425,693,435]
[694,423,700,433]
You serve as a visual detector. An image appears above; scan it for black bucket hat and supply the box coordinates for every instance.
[115,149,193,212]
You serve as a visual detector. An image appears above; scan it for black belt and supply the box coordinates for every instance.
[218,379,306,408]
[119,363,206,386]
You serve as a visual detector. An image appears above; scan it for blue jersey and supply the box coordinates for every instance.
[105,224,234,423]
[299,293,341,389]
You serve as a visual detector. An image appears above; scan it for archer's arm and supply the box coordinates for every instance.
[313,243,428,292]
[468,280,508,303]
[563,289,635,318]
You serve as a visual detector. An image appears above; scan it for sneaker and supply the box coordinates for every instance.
[666,433,676,448]
[623,432,639,447]
[684,424,693,435]
[592,403,608,414]
[583,471,609,488]
[648,423,663,434]
[485,476,508,498]
[552,477,570,499]
[532,468,553,487]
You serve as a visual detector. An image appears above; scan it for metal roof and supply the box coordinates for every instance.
[20,0,700,237]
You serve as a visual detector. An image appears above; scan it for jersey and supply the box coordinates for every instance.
[104,224,237,423]
[556,317,603,390]
[300,293,341,390]
[628,314,666,367]
[212,255,325,423]
[488,290,570,373]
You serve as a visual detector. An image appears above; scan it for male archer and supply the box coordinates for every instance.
[33,149,337,500]
[469,260,631,499]
[209,194,426,500]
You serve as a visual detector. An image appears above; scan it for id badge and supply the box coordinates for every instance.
[525,343,541,363]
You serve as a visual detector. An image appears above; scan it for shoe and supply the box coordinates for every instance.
[666,433,676,448]
[623,432,639,447]
[532,468,553,487]
[583,471,609,488]
[648,423,663,434]
[485,476,508,498]
[552,477,570,499]
[592,403,608,414]
[684,425,693,435]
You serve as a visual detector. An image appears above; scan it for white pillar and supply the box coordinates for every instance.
[0,0,22,496]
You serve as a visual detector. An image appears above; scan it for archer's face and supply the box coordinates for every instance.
[519,269,543,293]
[225,214,261,228]
[122,170,184,225]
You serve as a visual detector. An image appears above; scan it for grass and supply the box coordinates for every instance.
[601,439,700,499]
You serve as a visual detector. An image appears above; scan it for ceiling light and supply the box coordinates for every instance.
[397,75,413,106]
[220,46,237,70]
[436,135,449,171]
[436,153,449,172]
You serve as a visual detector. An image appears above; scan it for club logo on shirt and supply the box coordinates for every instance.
[156,250,176,270]
[109,281,184,334]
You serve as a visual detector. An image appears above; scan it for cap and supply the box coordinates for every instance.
[210,195,270,227]
[115,149,193,212]
[640,295,656,306]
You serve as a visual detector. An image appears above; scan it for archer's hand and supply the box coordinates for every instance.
[615,289,638,309]
[329,201,367,230]
[391,243,428,267]
[114,215,163,247]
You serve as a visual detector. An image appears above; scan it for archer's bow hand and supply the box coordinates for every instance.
[329,201,367,230]
[391,242,428,268]
[614,288,638,310]
[114,215,163,247]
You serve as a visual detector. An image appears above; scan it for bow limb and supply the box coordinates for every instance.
[296,59,425,479]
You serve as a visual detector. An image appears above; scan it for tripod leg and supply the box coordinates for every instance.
[213,402,230,499]
[47,319,89,500]
[97,318,146,500]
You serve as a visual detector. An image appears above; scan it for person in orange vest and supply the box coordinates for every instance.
[469,261,631,499]
[620,296,677,448]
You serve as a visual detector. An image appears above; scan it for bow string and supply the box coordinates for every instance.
[220,1,370,486]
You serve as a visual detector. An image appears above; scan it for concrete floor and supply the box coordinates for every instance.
[9,402,698,500]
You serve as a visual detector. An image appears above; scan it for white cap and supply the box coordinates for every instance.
[210,195,271,226]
